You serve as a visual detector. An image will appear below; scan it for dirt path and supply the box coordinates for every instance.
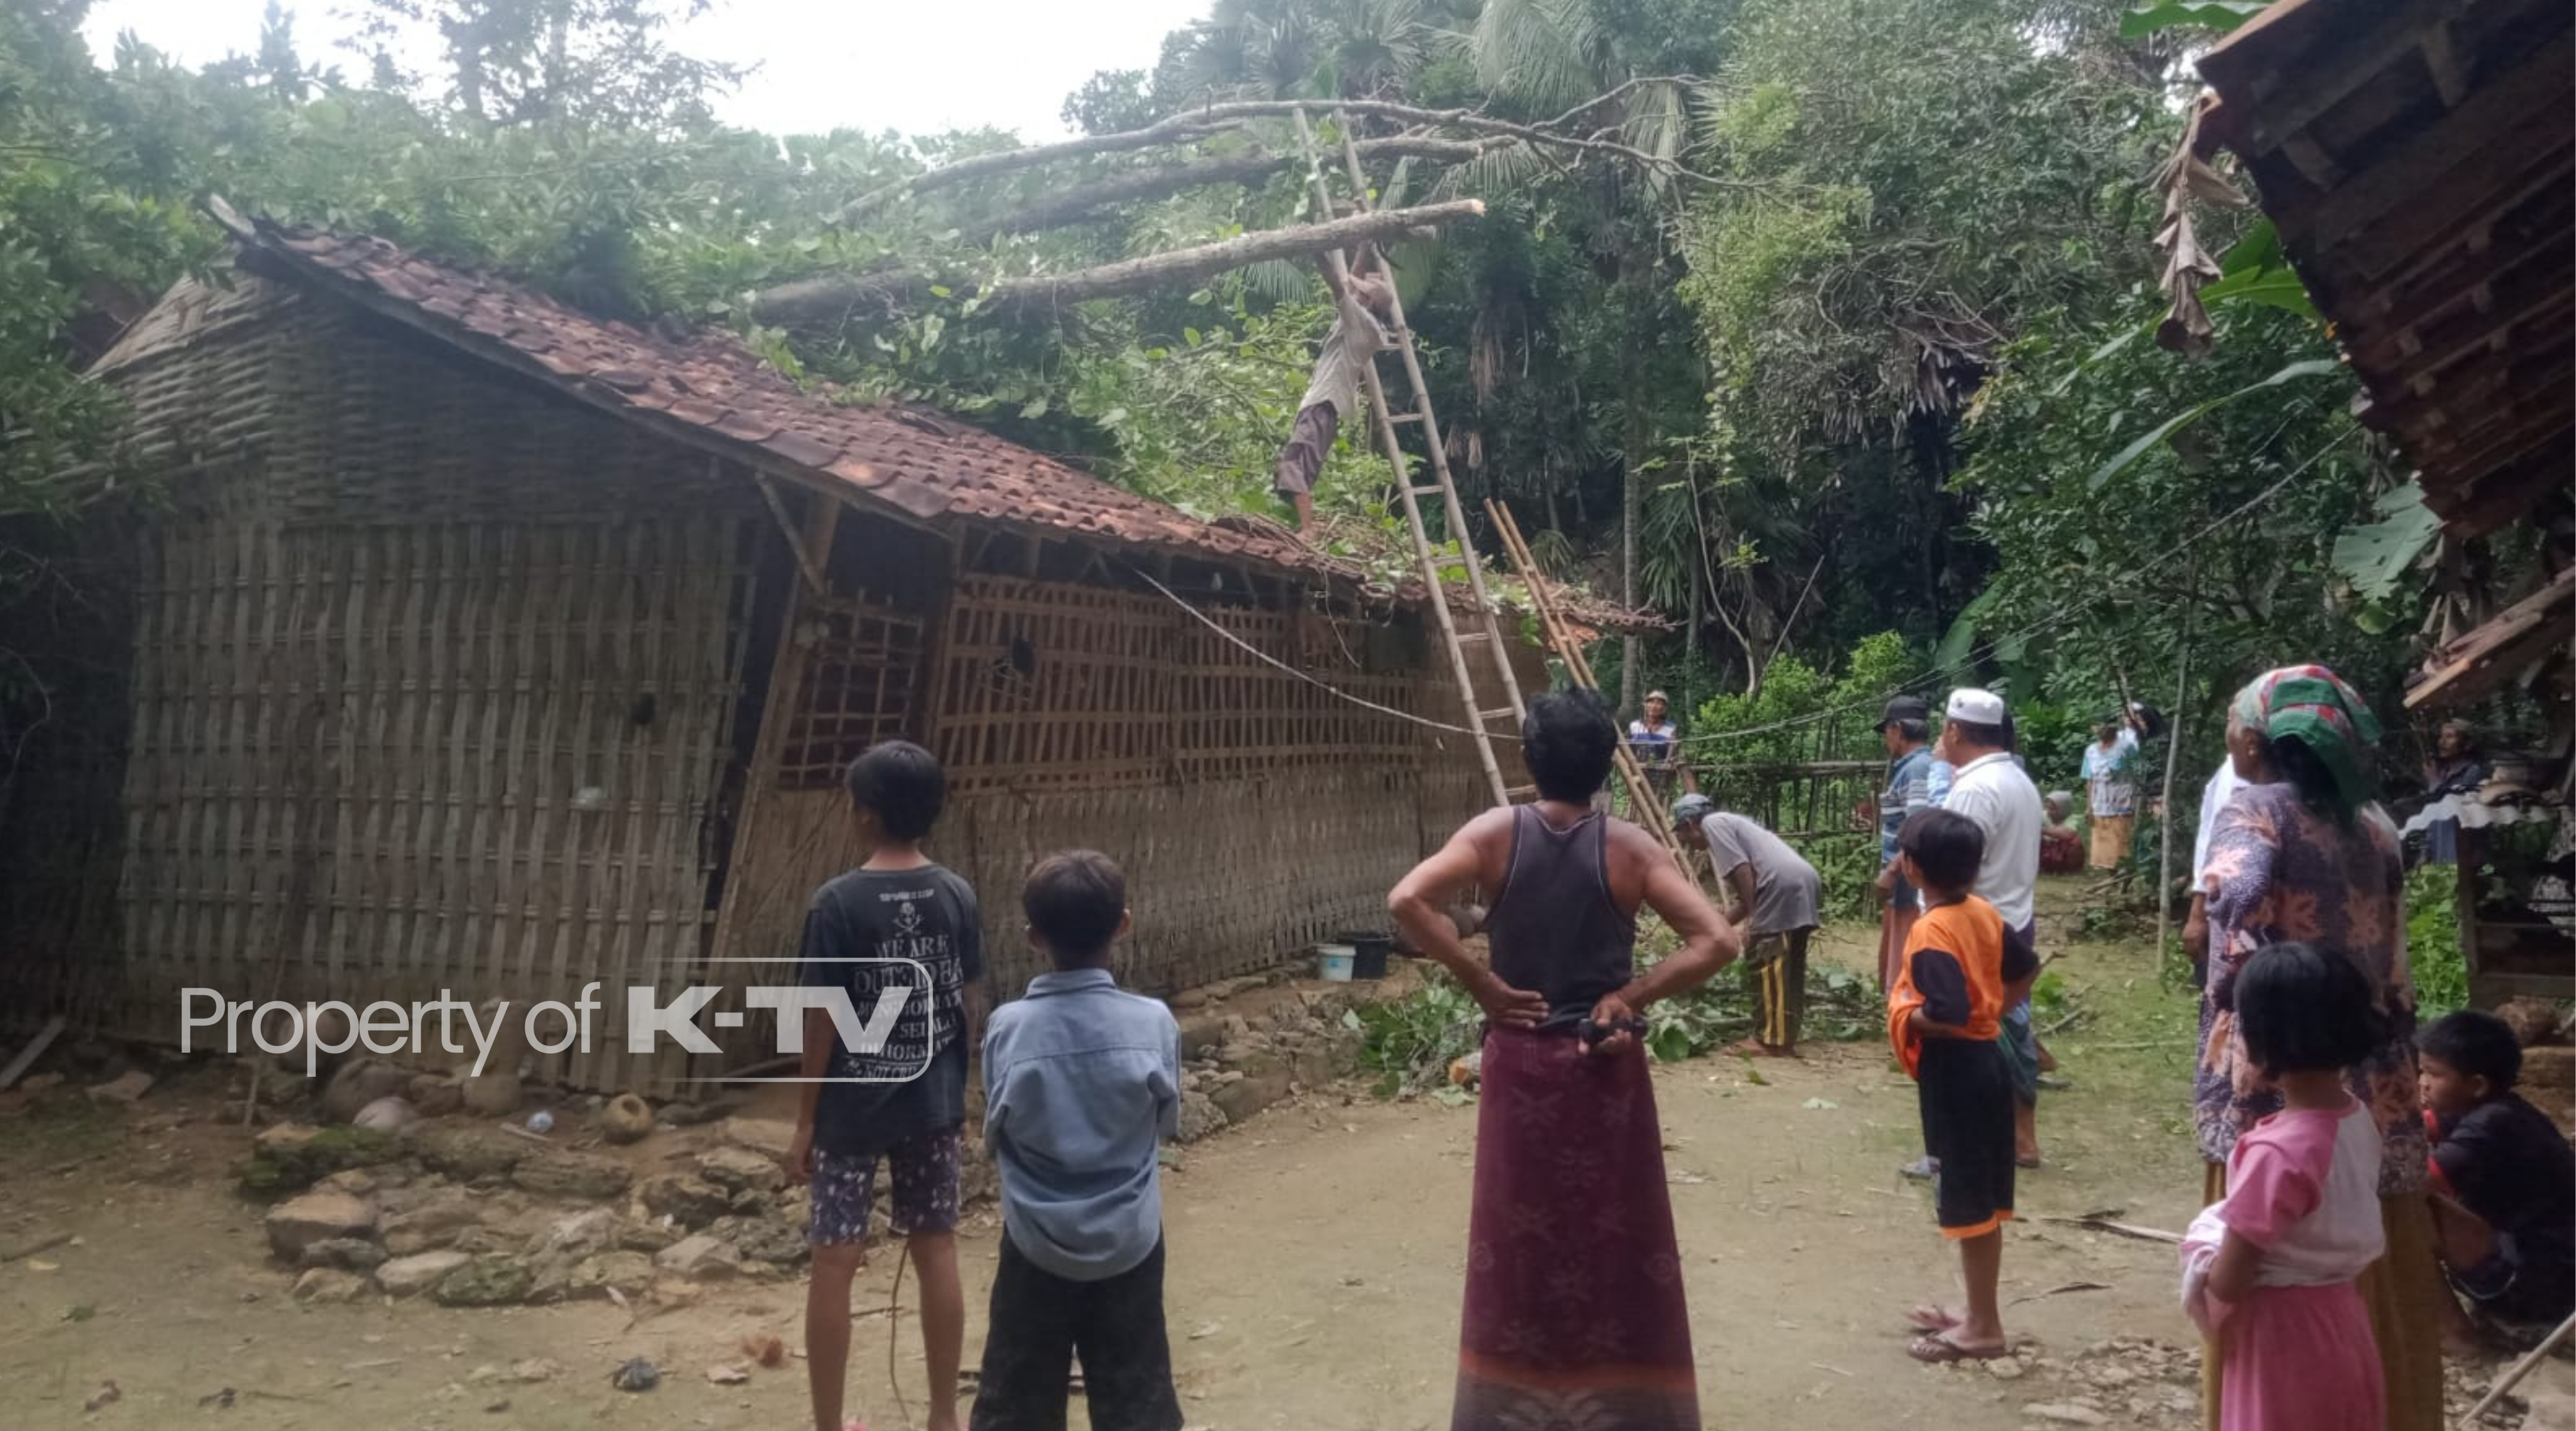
[0,886,2312,1429]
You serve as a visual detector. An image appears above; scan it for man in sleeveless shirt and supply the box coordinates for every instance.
[1389,691,1736,1431]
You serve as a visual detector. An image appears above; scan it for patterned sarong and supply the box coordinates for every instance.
[1451,1028,1699,1431]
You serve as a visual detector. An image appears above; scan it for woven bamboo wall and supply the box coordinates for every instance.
[695,568,1515,1067]
[30,293,766,1091]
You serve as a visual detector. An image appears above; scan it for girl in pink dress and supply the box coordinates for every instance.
[2181,942,2391,1431]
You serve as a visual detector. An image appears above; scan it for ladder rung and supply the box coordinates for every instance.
[1454,630,1492,644]
[1478,706,1519,723]
[1428,553,1470,570]
[1407,484,1448,500]
[1387,411,1425,425]
[1504,785,1538,801]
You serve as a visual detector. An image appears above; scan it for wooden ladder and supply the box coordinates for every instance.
[1292,107,1527,808]
[1488,499,1693,869]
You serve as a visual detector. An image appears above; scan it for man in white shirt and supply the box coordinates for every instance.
[1936,688,2047,1167]
[2181,758,2242,988]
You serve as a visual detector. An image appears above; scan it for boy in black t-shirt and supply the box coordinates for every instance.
[787,740,985,1431]
[2417,1010,2576,1343]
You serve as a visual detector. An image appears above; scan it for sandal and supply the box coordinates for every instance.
[1906,1305,1963,1333]
[1899,1156,1941,1180]
[1907,1332,2008,1364]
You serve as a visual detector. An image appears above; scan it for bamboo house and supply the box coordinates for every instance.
[0,218,1616,1093]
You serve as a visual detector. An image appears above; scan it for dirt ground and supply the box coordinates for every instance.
[3,878,2564,1429]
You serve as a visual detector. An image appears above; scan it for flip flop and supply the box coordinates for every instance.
[1906,1305,1963,1333]
[1899,1156,1941,1180]
[1907,1333,2009,1364]
[2016,1155,2043,1169]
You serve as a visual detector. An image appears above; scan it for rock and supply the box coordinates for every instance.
[380,1197,484,1256]
[291,1267,369,1303]
[1210,1053,1292,1125]
[1174,1091,1228,1144]
[321,1060,409,1123]
[1176,1011,1230,1059]
[610,1358,660,1393]
[704,1214,807,1266]
[2023,1404,2109,1426]
[654,1233,743,1280]
[696,1145,780,1194]
[722,1115,795,1158]
[410,1123,530,1182]
[433,1255,534,1306]
[510,1358,560,1384]
[1167,989,1209,1012]
[265,1189,378,1261]
[85,1071,154,1106]
[353,1096,419,1133]
[596,1092,655,1144]
[19,1072,64,1094]
[640,1173,730,1229]
[256,1122,319,1152]
[299,1237,388,1274]
[2498,997,2567,1048]
[317,1167,378,1196]
[1986,1359,2027,1381]
[407,1073,465,1117]
[527,1208,624,1261]
[510,1149,631,1200]
[376,1249,473,1296]
[566,1250,656,1300]
[458,1069,524,1117]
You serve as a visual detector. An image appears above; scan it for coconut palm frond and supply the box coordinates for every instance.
[1439,138,1547,199]
[1470,0,1605,113]
[1241,258,1320,304]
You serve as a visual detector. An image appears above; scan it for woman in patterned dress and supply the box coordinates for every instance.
[2196,665,2448,1431]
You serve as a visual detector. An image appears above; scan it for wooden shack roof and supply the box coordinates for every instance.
[2196,0,2570,710]
[149,211,1649,635]
[2198,0,2570,541]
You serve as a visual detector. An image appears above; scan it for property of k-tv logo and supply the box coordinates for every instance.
[175,959,935,1083]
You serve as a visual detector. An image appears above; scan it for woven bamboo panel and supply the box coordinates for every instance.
[775,594,926,789]
[112,512,758,1089]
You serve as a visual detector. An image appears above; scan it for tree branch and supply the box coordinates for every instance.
[840,92,1743,222]
[754,200,1488,327]
[958,136,1500,244]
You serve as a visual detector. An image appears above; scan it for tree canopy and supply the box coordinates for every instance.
[1,0,2497,793]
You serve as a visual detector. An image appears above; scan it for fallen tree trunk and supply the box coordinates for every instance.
[840,90,1728,222]
[755,199,1486,327]
[959,135,1501,244]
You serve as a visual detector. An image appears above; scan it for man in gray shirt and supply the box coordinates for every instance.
[1671,794,1823,1056]
[1271,245,1395,535]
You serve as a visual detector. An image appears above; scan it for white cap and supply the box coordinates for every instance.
[1946,688,2008,725]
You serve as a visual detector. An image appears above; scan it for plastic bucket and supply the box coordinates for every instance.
[1316,944,1356,982]
[1338,929,1393,979]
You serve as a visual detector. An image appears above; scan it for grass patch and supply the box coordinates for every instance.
[235,1125,401,1199]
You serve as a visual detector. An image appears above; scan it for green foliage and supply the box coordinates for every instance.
[235,1125,400,1198]
[2406,863,2466,1019]
[2119,0,2271,37]
[1355,965,1484,1093]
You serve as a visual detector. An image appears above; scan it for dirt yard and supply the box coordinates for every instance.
[4,882,2565,1429]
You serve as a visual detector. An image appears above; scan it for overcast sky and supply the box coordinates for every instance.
[81,0,1206,141]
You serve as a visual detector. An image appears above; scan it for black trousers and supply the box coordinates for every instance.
[969,1233,1184,1431]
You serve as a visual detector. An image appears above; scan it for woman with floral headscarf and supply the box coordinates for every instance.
[2195,665,2446,1431]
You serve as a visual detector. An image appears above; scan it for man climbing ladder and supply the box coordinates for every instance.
[1273,242,1398,535]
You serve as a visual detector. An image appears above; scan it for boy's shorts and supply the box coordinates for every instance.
[2453,1233,2576,1324]
[1918,1038,2016,1239]
[807,1125,962,1245]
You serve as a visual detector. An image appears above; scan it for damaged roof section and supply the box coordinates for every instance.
[196,208,1652,635]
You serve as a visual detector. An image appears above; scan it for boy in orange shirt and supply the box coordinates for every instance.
[1887,808,2039,1363]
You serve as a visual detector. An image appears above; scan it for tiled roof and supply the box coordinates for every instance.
[213,215,1651,633]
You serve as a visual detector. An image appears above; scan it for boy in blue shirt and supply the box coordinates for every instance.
[972,850,1185,1431]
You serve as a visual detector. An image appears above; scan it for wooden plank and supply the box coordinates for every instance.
[2293,34,2573,255]
[2405,566,2576,709]
[0,1017,68,1091]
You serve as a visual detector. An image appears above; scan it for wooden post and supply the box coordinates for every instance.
[2151,553,2198,964]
